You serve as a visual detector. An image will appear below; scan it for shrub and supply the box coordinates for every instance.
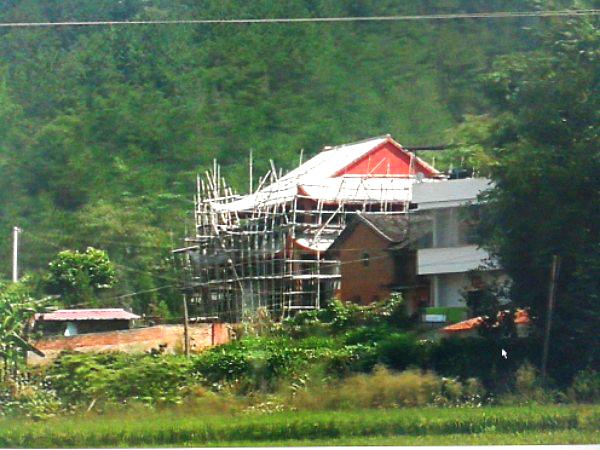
[284,296,412,337]
[44,352,200,408]
[0,379,63,420]
[427,337,540,390]
[324,344,378,375]
[192,344,250,385]
[343,324,393,345]
[192,337,340,393]
[568,369,600,403]
[497,362,554,405]
[289,366,482,410]
[376,333,424,370]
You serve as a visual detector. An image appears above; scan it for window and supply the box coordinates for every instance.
[362,252,370,267]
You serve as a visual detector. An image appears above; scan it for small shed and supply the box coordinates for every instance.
[34,308,140,336]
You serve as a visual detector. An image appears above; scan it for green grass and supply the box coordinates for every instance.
[0,405,598,448]
[193,430,600,446]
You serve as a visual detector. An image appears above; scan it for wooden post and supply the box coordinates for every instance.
[182,293,190,358]
[249,148,253,194]
[541,254,560,386]
[12,226,21,283]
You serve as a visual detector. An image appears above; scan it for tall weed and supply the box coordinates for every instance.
[289,366,483,410]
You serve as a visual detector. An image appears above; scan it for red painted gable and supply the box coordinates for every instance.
[334,141,437,178]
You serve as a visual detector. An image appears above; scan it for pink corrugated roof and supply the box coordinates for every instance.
[35,309,140,322]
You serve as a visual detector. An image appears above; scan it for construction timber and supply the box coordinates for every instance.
[174,135,442,322]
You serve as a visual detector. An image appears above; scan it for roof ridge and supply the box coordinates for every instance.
[323,134,391,151]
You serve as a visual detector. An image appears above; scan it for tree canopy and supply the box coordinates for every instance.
[0,0,593,318]
[475,15,599,383]
[45,247,117,306]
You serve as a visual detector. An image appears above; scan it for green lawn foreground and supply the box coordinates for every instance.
[0,405,597,448]
[196,430,600,447]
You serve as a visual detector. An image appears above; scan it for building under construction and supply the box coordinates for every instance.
[175,135,443,322]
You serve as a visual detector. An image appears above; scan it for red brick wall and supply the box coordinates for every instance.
[338,224,395,304]
[28,324,231,366]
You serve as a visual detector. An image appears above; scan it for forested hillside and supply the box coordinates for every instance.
[0,0,582,313]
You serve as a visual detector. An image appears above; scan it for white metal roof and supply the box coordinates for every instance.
[280,136,389,182]
[211,136,426,212]
[301,177,413,203]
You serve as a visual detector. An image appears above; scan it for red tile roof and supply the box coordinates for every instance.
[441,317,485,334]
[514,309,531,325]
[441,309,531,334]
[35,309,140,322]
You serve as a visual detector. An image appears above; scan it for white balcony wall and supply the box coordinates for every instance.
[417,245,492,275]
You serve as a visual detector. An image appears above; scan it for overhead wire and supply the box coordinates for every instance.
[0,9,597,28]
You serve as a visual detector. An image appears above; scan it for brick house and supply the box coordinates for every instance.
[328,178,505,322]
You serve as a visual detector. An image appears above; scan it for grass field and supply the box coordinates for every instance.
[195,430,600,447]
[0,405,597,447]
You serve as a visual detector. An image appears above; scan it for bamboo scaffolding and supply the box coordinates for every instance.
[176,156,414,322]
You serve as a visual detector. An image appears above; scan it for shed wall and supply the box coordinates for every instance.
[337,224,395,304]
[27,324,231,365]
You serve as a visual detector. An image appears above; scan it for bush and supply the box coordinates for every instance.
[44,352,200,408]
[343,324,393,345]
[192,337,340,393]
[0,379,63,420]
[568,369,600,403]
[324,344,378,375]
[192,344,251,385]
[427,337,540,389]
[290,366,486,410]
[376,333,424,370]
[283,296,412,337]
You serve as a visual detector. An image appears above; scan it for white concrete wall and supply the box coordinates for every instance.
[417,245,493,275]
[432,273,470,307]
[430,271,508,308]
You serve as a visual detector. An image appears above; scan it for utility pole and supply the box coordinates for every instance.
[182,293,190,358]
[12,226,21,283]
[541,254,561,387]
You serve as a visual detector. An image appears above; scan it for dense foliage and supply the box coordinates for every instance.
[0,3,597,425]
[473,16,600,384]
[0,281,47,376]
[0,297,598,420]
[0,0,580,314]
[45,247,117,305]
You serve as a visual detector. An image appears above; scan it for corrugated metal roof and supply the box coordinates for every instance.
[281,136,390,182]
[211,135,437,213]
[35,309,140,322]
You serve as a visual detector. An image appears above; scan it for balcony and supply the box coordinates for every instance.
[417,245,493,275]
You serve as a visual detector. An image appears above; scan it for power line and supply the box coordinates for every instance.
[0,10,597,28]
[115,284,177,299]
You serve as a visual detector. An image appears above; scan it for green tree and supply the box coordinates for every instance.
[0,280,47,378]
[476,15,599,384]
[0,0,588,319]
[45,248,117,306]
